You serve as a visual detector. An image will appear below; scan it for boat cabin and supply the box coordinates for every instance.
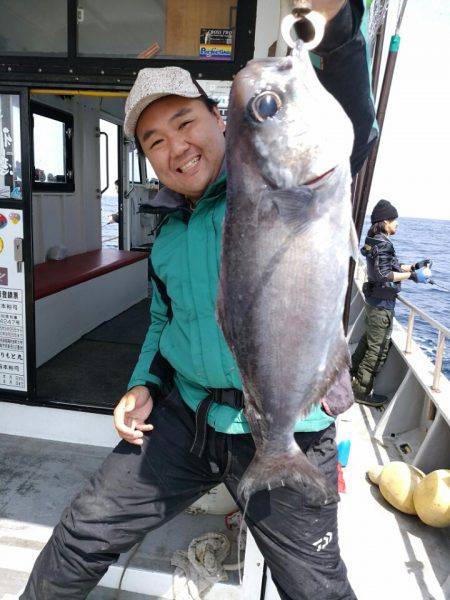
[0,0,257,410]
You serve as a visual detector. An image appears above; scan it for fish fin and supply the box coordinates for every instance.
[349,220,359,261]
[237,445,338,505]
[260,186,316,234]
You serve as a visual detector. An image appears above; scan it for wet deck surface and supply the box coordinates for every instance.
[0,434,239,599]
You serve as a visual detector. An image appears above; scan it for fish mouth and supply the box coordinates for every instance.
[303,167,336,187]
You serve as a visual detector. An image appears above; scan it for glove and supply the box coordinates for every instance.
[410,266,431,284]
[412,259,432,271]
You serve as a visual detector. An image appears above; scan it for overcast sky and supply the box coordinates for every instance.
[368,0,450,221]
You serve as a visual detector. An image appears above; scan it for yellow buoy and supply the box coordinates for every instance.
[378,462,425,515]
[413,470,450,528]
[367,465,384,485]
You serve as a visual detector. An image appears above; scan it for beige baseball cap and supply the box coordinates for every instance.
[124,66,206,140]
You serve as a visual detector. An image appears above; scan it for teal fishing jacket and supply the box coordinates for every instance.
[128,0,375,434]
[128,172,334,434]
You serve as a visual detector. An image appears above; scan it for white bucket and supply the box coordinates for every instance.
[187,483,238,515]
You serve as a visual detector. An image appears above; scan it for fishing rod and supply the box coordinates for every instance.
[429,281,450,293]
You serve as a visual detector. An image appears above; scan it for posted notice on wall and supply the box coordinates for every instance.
[0,208,27,391]
[199,29,233,60]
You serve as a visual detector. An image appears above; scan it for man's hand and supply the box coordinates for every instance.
[114,385,154,445]
[293,0,347,21]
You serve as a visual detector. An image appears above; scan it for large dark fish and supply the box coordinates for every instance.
[217,45,355,503]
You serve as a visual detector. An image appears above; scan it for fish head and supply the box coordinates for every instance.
[228,49,354,188]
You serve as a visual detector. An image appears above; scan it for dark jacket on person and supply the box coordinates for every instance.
[361,233,402,302]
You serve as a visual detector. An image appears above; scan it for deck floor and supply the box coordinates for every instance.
[337,402,450,600]
[0,434,239,599]
[0,403,448,599]
[36,300,150,410]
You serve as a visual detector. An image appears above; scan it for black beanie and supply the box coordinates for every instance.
[371,199,399,224]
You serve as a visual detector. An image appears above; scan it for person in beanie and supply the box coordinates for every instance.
[20,3,376,599]
[351,199,432,406]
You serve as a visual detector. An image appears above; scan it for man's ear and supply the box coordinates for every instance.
[213,106,226,134]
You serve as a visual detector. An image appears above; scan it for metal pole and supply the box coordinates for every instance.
[371,7,388,101]
[354,32,401,239]
[432,331,446,392]
[344,2,410,332]
[405,309,415,353]
[344,6,388,333]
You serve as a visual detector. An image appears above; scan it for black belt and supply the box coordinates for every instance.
[190,388,244,458]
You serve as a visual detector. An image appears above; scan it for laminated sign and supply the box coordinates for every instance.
[199,29,233,60]
[0,209,27,391]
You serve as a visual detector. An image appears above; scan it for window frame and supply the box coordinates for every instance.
[0,0,257,85]
[128,147,143,184]
[30,101,75,193]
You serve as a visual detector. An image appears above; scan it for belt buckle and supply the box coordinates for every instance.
[212,388,222,404]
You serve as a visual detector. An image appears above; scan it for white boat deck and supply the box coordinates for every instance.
[337,402,449,600]
[0,397,448,600]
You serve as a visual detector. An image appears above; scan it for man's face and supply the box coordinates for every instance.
[136,95,226,201]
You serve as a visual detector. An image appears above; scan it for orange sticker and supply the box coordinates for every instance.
[9,212,20,225]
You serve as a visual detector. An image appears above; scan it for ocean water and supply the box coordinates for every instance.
[362,217,450,379]
[101,195,119,249]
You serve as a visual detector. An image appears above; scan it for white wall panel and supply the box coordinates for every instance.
[32,96,103,263]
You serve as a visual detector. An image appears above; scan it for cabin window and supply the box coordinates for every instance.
[145,159,157,183]
[31,103,75,193]
[76,0,235,61]
[129,148,142,184]
[0,1,67,57]
[0,94,22,201]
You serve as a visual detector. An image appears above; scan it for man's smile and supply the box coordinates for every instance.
[176,154,201,173]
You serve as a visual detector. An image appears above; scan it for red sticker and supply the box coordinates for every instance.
[0,214,7,229]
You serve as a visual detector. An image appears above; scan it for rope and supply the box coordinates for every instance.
[115,540,144,600]
[368,0,390,43]
[171,532,241,600]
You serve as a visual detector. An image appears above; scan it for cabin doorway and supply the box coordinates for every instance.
[28,89,157,412]
[100,118,120,250]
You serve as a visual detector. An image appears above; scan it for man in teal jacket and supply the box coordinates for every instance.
[21,2,375,598]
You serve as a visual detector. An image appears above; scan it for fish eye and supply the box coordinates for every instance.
[248,91,282,122]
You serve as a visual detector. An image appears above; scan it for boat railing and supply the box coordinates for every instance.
[397,293,450,393]
[352,259,450,394]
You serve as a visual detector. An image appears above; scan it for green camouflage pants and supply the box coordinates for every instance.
[351,303,394,397]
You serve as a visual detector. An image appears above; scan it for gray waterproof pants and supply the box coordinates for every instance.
[21,387,356,600]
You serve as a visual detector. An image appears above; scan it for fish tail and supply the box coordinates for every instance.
[238,445,337,505]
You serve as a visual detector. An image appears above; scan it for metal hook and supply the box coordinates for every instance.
[280,10,326,51]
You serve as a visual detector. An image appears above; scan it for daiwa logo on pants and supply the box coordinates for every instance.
[313,531,333,552]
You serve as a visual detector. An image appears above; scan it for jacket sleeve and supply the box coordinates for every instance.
[127,279,169,395]
[371,241,395,282]
[311,0,377,175]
